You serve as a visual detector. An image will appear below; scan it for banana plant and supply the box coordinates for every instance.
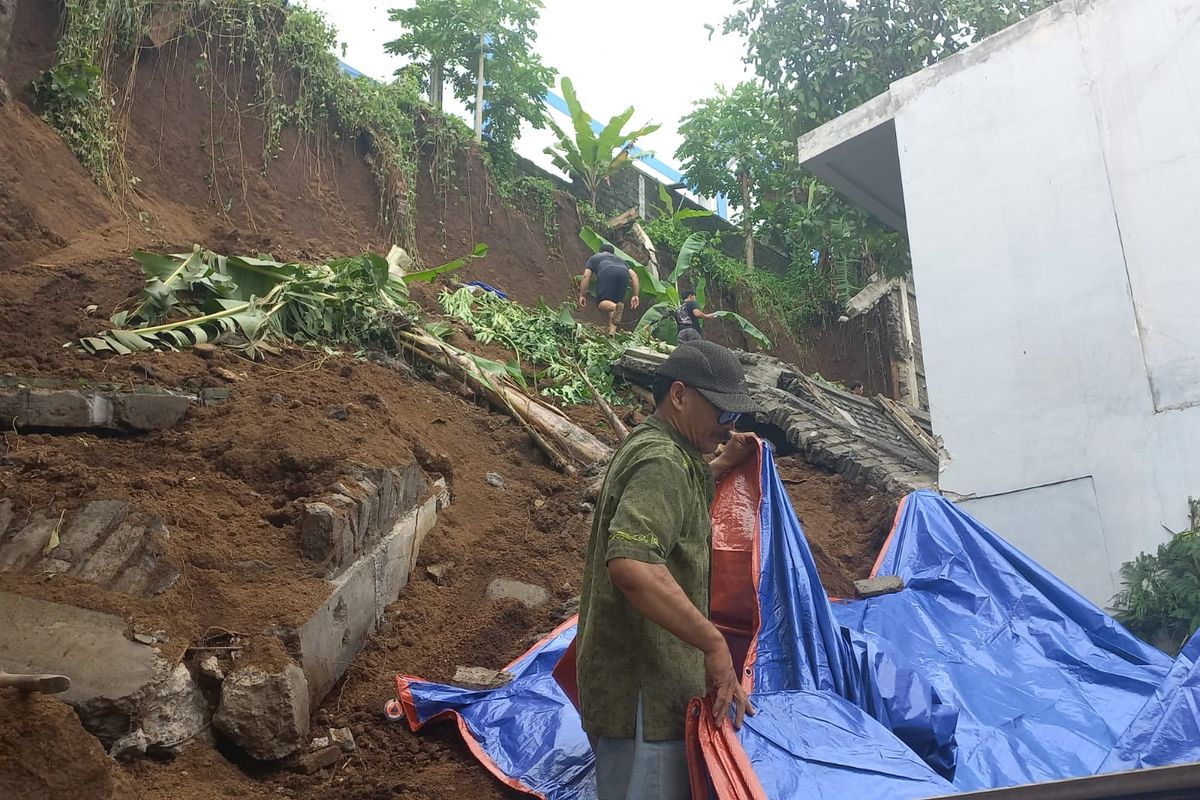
[79,244,487,356]
[578,227,771,349]
[543,77,661,206]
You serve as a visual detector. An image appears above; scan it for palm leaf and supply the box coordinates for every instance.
[634,302,675,336]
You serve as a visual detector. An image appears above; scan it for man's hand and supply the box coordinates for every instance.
[630,295,640,311]
[704,639,755,729]
[710,431,758,482]
[578,294,587,308]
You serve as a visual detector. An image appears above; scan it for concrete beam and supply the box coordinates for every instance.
[294,479,449,702]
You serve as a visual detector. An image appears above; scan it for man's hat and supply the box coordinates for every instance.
[656,341,760,414]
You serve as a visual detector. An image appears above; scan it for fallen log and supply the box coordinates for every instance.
[395,330,612,470]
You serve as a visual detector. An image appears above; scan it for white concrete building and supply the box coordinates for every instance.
[797,0,1200,607]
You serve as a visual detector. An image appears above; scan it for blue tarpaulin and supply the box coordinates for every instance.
[395,445,1195,799]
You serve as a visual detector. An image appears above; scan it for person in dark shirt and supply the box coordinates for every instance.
[580,244,640,335]
[674,289,714,343]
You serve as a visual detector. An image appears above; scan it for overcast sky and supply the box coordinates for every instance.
[300,0,752,182]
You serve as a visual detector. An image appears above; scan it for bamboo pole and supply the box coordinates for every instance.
[579,371,629,441]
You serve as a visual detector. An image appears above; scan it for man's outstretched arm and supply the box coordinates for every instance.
[579,269,593,307]
[608,558,754,728]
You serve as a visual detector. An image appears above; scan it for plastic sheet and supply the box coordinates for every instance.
[1100,629,1200,772]
[396,620,594,800]
[832,490,1173,791]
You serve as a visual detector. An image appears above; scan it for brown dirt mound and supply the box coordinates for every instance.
[777,454,899,597]
[0,688,129,800]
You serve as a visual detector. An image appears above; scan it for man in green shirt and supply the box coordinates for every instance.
[577,340,759,799]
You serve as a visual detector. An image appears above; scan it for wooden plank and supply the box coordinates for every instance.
[876,395,939,465]
[606,207,640,230]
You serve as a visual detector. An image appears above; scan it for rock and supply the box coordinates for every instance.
[452,666,514,690]
[853,575,906,598]
[210,366,241,383]
[109,728,150,760]
[310,736,330,750]
[485,472,507,489]
[290,744,343,774]
[327,406,349,421]
[141,663,212,753]
[486,578,549,608]
[329,726,355,752]
[214,664,310,761]
[132,633,157,646]
[269,393,285,405]
[198,655,224,680]
[552,596,580,622]
[193,343,216,359]
[425,562,452,586]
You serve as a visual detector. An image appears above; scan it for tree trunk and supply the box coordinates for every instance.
[474,32,486,143]
[430,60,444,109]
[740,173,755,271]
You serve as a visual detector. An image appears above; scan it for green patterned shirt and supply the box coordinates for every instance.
[576,415,716,741]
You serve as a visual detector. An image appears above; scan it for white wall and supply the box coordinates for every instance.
[893,0,1200,606]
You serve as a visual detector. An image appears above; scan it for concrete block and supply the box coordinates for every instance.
[0,591,159,742]
[289,744,342,774]
[854,576,905,598]
[0,386,187,432]
[329,726,355,752]
[214,664,310,761]
[296,480,449,703]
[486,578,549,609]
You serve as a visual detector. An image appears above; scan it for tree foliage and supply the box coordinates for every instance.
[543,78,661,205]
[385,0,556,153]
[1112,508,1200,656]
[672,0,1055,316]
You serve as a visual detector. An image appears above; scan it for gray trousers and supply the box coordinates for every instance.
[590,698,690,800]
[676,327,703,343]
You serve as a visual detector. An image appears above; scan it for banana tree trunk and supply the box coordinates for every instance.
[396,330,611,469]
[474,32,485,143]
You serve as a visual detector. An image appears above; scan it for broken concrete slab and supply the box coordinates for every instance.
[295,479,449,703]
[854,575,906,598]
[329,726,355,752]
[452,666,514,689]
[486,578,549,609]
[0,500,179,598]
[214,664,311,761]
[0,385,189,432]
[0,592,159,743]
[299,462,429,579]
[139,663,212,753]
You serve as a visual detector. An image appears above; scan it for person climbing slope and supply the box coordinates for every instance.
[580,244,640,335]
[674,288,715,343]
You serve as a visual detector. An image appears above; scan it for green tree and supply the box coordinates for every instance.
[676,82,791,271]
[385,0,556,153]
[703,0,1054,305]
[543,77,660,206]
